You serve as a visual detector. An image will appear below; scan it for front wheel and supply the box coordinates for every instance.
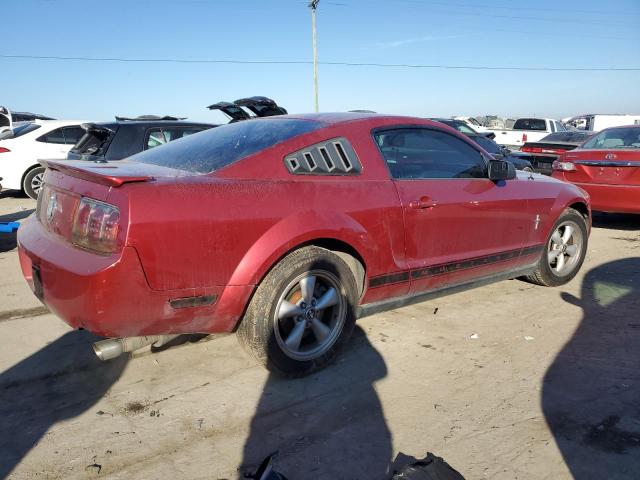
[237,246,358,377]
[525,208,588,287]
[23,166,46,199]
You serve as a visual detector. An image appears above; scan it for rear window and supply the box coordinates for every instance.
[581,127,640,150]
[0,123,41,141]
[131,118,323,174]
[513,119,547,131]
[540,132,594,143]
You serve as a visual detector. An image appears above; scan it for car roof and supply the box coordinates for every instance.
[33,119,87,127]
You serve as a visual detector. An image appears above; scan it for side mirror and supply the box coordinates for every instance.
[488,159,517,181]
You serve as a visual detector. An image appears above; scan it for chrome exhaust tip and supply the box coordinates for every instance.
[93,335,180,361]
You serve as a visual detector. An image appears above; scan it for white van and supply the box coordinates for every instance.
[565,114,640,132]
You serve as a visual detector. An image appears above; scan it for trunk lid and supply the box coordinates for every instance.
[207,101,251,122]
[67,123,117,160]
[563,149,640,185]
[0,106,11,131]
[38,160,191,252]
[233,96,288,117]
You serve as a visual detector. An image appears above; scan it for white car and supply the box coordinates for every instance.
[0,119,85,198]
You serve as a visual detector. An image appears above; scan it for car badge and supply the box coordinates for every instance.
[605,153,616,160]
[46,192,58,222]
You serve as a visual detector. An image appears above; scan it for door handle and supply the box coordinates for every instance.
[408,199,437,209]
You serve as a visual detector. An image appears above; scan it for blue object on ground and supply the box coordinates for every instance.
[0,222,20,233]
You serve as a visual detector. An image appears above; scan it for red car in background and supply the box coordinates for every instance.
[552,125,640,213]
[18,113,590,376]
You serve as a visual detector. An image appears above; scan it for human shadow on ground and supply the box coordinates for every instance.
[240,325,392,479]
[542,257,640,479]
[0,330,128,479]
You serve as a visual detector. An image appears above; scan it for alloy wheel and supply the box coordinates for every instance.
[31,172,45,197]
[547,220,583,276]
[274,270,347,361]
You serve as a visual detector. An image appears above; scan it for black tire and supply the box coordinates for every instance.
[525,208,588,287]
[23,166,45,200]
[237,246,358,377]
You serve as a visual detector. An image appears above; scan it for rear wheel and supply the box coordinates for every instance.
[23,166,45,199]
[237,246,358,377]
[525,208,588,286]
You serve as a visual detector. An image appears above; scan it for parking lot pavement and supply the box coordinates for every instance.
[0,198,638,479]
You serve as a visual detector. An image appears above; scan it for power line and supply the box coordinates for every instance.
[330,0,640,22]
[322,0,640,28]
[2,54,639,71]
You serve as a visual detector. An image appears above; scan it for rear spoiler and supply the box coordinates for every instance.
[114,115,186,122]
[81,123,115,135]
[40,159,153,188]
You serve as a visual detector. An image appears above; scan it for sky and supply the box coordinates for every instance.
[3,0,640,123]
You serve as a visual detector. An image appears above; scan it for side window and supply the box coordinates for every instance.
[146,128,168,149]
[62,126,84,145]
[550,122,556,133]
[161,127,205,142]
[36,127,66,144]
[375,128,486,180]
[144,127,207,150]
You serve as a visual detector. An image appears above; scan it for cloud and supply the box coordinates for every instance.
[374,34,470,48]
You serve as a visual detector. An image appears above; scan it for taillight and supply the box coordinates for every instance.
[552,160,577,172]
[521,146,541,153]
[0,147,10,153]
[72,198,120,254]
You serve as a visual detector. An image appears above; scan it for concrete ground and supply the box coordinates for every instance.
[0,190,638,480]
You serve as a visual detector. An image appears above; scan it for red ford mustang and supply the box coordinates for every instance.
[552,125,640,213]
[18,113,591,376]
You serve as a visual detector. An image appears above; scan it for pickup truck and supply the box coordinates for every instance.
[491,118,566,149]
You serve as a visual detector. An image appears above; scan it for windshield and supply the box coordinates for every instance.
[513,118,547,131]
[131,118,323,173]
[581,127,640,150]
[472,135,502,154]
[0,123,41,141]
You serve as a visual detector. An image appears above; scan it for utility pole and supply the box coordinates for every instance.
[309,0,320,112]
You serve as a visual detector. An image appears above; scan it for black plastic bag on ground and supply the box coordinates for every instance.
[390,452,466,480]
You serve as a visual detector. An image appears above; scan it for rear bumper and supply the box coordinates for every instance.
[564,181,640,214]
[17,216,252,337]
